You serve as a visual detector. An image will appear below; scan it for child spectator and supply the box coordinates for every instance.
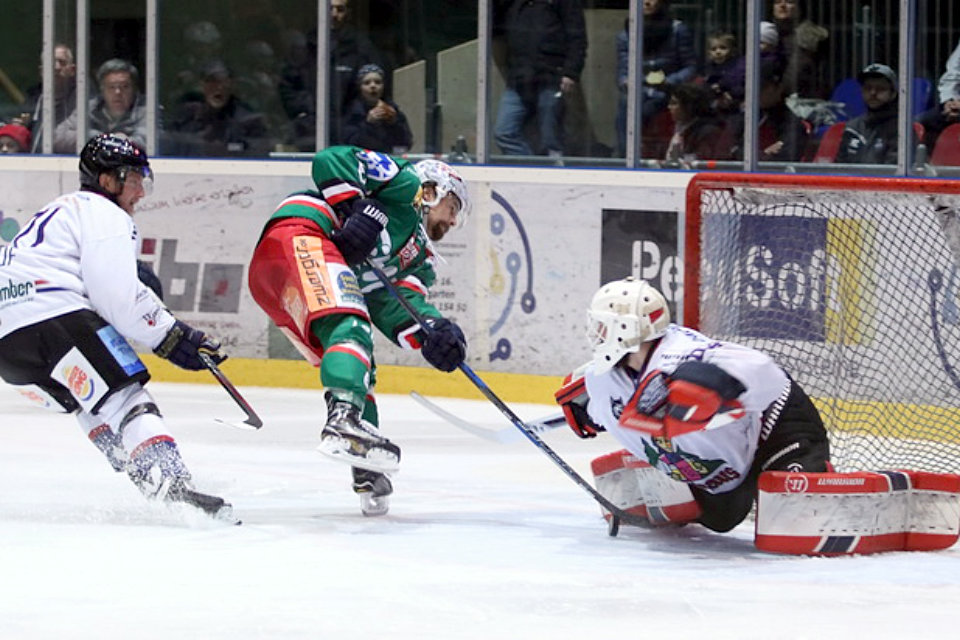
[0,123,32,154]
[340,63,412,154]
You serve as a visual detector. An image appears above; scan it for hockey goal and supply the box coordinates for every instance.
[685,173,960,473]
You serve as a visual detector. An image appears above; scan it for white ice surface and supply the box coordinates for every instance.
[2,381,959,639]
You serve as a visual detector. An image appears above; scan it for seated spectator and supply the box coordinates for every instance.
[728,60,810,162]
[835,64,903,165]
[663,83,727,167]
[937,39,960,106]
[165,60,271,157]
[340,64,412,154]
[0,123,32,154]
[769,0,828,100]
[616,0,696,156]
[916,94,960,153]
[708,22,782,114]
[23,43,79,153]
[58,58,149,149]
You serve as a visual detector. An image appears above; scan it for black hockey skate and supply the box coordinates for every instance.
[318,396,401,474]
[352,467,393,517]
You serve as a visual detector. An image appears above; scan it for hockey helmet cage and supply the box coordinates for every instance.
[413,158,470,226]
[586,277,670,374]
[79,133,153,194]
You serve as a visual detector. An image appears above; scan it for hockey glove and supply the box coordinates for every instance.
[137,260,163,300]
[420,317,466,372]
[154,320,226,371]
[662,361,746,437]
[330,198,388,265]
[554,370,604,438]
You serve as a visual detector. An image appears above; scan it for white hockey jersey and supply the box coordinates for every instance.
[584,324,790,495]
[0,190,174,348]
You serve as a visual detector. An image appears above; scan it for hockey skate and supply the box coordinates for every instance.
[318,396,401,474]
[127,440,237,523]
[353,467,393,517]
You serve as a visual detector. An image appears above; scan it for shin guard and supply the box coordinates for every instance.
[591,449,701,527]
[756,470,960,555]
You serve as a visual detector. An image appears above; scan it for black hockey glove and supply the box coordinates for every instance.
[420,317,466,372]
[137,260,163,300]
[330,198,388,266]
[154,320,225,371]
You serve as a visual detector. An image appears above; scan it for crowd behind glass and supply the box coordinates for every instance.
[1,0,958,177]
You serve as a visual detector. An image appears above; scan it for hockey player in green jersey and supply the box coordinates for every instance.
[248,146,470,515]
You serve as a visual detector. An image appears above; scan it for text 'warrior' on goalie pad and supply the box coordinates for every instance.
[756,470,960,555]
[591,449,701,527]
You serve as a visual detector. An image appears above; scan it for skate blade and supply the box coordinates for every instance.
[360,493,390,517]
[317,438,400,474]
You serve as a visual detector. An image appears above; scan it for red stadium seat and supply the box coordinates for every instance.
[930,123,960,166]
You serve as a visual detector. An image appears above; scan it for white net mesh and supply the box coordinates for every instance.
[692,178,960,472]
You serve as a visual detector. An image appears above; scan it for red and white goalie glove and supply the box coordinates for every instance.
[554,365,604,438]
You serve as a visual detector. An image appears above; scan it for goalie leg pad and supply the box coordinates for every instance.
[591,450,701,527]
[755,470,960,555]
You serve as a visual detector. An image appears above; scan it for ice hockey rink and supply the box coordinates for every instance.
[2,381,959,640]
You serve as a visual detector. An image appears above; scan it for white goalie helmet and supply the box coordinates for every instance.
[586,277,671,374]
[413,158,471,226]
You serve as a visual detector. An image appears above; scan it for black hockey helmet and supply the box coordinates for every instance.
[79,133,153,194]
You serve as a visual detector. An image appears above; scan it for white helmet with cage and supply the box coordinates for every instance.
[413,158,471,226]
[586,277,670,374]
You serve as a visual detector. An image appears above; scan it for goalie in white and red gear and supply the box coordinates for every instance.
[558,277,960,554]
[558,277,831,534]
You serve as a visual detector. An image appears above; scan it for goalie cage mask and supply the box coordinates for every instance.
[586,277,670,374]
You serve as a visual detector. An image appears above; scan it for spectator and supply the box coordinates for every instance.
[915,95,960,154]
[662,83,727,166]
[0,123,32,154]
[167,20,223,107]
[704,23,781,115]
[23,43,79,153]
[493,0,587,158]
[937,39,960,106]
[233,40,289,143]
[165,60,270,157]
[278,0,384,150]
[702,31,739,113]
[769,0,828,100]
[341,64,412,154]
[59,59,149,149]
[616,0,696,156]
[728,61,810,162]
[835,64,902,165]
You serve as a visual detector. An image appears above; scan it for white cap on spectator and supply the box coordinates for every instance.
[859,63,898,92]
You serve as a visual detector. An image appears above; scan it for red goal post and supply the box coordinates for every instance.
[684,173,960,473]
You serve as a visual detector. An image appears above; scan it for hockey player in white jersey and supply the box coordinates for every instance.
[556,277,830,533]
[0,133,232,519]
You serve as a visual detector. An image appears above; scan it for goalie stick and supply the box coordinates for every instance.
[410,391,566,443]
[365,258,648,535]
[199,353,263,430]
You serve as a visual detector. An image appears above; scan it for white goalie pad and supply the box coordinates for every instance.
[591,449,701,527]
[756,470,960,555]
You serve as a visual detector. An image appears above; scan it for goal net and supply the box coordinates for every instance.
[685,173,960,473]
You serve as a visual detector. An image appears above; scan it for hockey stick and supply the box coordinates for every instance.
[365,258,646,534]
[199,353,263,430]
[410,391,565,443]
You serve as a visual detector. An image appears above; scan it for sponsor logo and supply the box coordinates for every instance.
[62,364,95,402]
[397,236,421,270]
[294,237,331,308]
[0,278,34,302]
[336,270,364,306]
[142,308,162,327]
[643,437,725,483]
[703,466,741,490]
[610,396,624,419]
[784,474,810,493]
